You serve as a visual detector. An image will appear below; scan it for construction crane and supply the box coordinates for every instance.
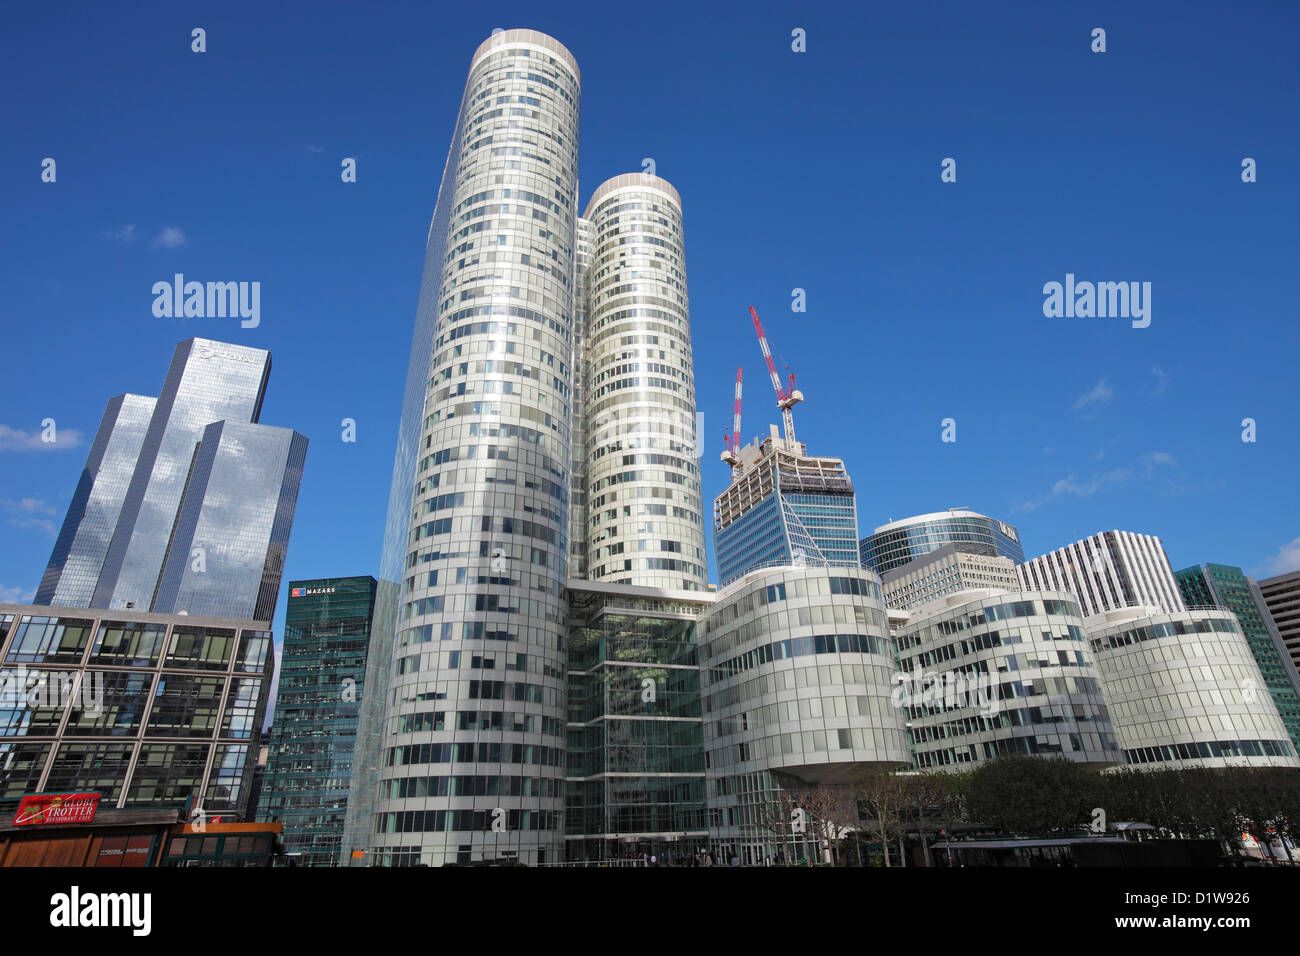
[749,305,804,444]
[721,367,742,467]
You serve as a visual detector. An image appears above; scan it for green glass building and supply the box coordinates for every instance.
[259,576,377,866]
[565,582,712,863]
[1175,563,1300,752]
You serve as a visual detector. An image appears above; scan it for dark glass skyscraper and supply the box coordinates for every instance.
[34,338,306,622]
[260,577,377,866]
[92,339,273,612]
[36,394,157,607]
[151,421,308,621]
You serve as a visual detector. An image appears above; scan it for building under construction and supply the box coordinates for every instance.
[713,307,860,586]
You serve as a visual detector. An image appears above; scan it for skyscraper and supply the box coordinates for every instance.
[579,174,707,591]
[33,338,306,622]
[354,29,581,867]
[1258,570,1300,678]
[713,425,860,587]
[860,509,1024,575]
[36,394,157,607]
[260,576,377,866]
[151,421,307,621]
[91,339,273,612]
[1017,530,1184,618]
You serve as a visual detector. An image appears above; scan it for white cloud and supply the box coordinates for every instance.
[1072,378,1113,411]
[103,224,137,243]
[0,585,34,604]
[2,497,58,536]
[1143,451,1177,475]
[0,424,85,451]
[1014,467,1133,513]
[1252,536,1300,579]
[306,145,325,154]
[1014,448,1181,514]
[1152,366,1168,394]
[151,226,188,249]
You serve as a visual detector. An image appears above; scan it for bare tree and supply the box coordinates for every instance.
[852,769,908,867]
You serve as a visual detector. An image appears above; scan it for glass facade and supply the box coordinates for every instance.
[36,394,157,607]
[700,567,910,865]
[260,576,377,867]
[1175,563,1300,753]
[363,30,581,867]
[894,591,1123,771]
[861,510,1024,575]
[34,337,306,625]
[580,175,708,591]
[564,585,709,862]
[92,339,272,612]
[151,422,308,621]
[714,437,860,587]
[1087,607,1300,769]
[0,604,274,817]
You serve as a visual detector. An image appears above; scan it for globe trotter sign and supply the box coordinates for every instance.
[12,792,101,826]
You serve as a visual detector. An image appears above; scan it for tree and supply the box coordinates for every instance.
[896,772,958,867]
[852,769,909,866]
[965,755,1095,835]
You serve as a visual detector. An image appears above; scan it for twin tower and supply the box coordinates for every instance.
[346,30,708,863]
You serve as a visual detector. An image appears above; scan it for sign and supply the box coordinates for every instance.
[291,587,335,597]
[14,792,100,826]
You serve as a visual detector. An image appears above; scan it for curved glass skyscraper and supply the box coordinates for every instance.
[358,29,580,867]
[861,509,1024,575]
[581,174,707,590]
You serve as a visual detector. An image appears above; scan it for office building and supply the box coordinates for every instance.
[714,427,860,588]
[33,338,307,622]
[1258,570,1300,679]
[151,421,307,621]
[893,589,1123,771]
[861,509,1024,575]
[699,566,910,865]
[0,603,274,821]
[580,174,707,591]
[1085,606,1299,769]
[881,543,1019,611]
[1175,564,1300,752]
[568,217,595,582]
[1017,530,1184,618]
[565,580,713,863]
[260,577,377,866]
[35,395,157,607]
[354,29,581,867]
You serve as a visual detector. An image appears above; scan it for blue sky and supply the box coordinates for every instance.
[2,0,1298,657]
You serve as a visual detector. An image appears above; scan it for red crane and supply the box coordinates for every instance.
[721,367,743,467]
[749,305,804,443]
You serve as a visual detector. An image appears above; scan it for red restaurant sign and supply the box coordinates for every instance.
[13,792,100,826]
